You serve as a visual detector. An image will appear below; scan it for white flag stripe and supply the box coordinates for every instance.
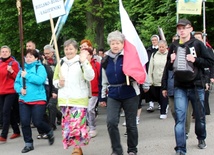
[119,0,148,65]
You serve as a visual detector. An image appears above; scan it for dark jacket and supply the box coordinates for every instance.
[203,47,214,83]
[99,51,139,102]
[146,46,158,71]
[43,64,57,100]
[163,35,214,89]
[161,62,174,96]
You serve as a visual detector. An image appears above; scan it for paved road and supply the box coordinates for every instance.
[1,92,214,155]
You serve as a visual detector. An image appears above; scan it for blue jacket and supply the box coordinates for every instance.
[99,50,139,101]
[14,61,47,102]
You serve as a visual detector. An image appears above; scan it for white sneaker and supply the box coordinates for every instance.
[136,117,140,125]
[89,130,97,138]
[146,106,154,112]
[158,104,161,110]
[120,111,125,117]
[160,114,167,119]
[122,121,126,126]
[166,105,169,114]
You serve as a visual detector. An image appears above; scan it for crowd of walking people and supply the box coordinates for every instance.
[0,18,214,155]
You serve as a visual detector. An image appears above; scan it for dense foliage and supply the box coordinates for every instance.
[0,0,214,61]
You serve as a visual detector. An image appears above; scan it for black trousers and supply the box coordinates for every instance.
[107,96,139,154]
[47,97,62,128]
[0,93,20,138]
[151,86,168,114]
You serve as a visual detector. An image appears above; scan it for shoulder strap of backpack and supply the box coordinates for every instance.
[8,60,14,66]
[60,59,64,66]
[79,61,83,73]
[8,57,21,70]
[101,55,109,69]
[152,51,157,58]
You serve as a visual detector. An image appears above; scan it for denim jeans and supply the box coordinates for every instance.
[174,87,206,154]
[19,103,52,144]
[107,96,138,155]
[87,96,98,131]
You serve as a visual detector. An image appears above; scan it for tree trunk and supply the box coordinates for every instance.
[85,0,105,50]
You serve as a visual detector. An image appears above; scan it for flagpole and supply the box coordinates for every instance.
[158,26,166,41]
[202,0,206,45]
[175,0,180,37]
[49,14,62,78]
[16,0,26,89]
[176,0,179,23]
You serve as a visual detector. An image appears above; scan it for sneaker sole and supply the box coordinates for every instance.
[198,145,207,149]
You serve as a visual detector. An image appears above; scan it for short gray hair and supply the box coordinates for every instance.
[63,39,78,50]
[43,44,55,52]
[158,40,167,47]
[107,30,125,45]
[0,45,11,53]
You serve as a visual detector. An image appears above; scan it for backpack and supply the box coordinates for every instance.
[173,45,198,82]
[35,63,54,99]
[7,56,22,70]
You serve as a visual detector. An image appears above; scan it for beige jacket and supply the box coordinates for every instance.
[148,50,168,86]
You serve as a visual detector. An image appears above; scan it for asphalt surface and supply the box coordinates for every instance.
[1,92,214,155]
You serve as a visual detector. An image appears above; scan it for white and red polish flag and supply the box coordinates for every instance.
[119,0,148,84]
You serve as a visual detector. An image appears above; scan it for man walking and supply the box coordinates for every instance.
[164,19,214,155]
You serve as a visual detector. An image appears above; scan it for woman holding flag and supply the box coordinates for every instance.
[99,30,139,155]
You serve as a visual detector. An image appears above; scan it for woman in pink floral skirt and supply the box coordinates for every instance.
[53,39,94,155]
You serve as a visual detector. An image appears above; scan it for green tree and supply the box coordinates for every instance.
[1,0,214,63]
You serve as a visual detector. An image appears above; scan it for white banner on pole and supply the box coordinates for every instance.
[177,0,203,15]
[32,0,66,23]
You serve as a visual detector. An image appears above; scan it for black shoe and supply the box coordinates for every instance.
[57,114,62,125]
[48,131,54,145]
[48,135,54,145]
[56,120,61,125]
[21,146,34,153]
[198,140,207,149]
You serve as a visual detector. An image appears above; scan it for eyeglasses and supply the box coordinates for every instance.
[44,52,51,55]
[177,26,192,31]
